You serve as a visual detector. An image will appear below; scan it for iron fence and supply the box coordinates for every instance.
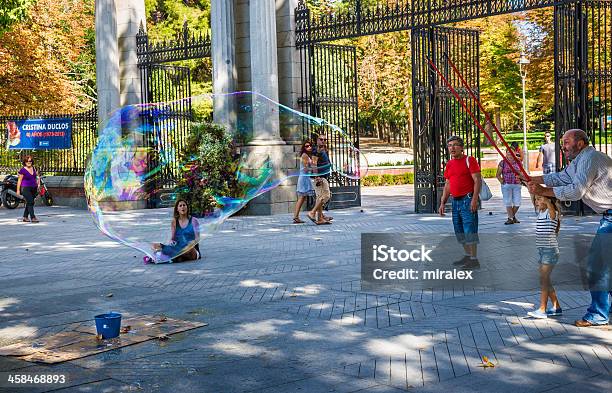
[0,107,97,175]
[295,0,570,46]
[137,22,204,208]
[136,21,211,66]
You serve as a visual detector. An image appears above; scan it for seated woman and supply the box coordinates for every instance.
[146,199,201,264]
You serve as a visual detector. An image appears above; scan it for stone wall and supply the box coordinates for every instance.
[44,176,87,209]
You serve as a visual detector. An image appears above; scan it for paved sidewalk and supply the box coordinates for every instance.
[0,181,610,392]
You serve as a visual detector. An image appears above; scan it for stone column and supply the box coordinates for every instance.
[95,0,120,127]
[237,0,300,215]
[116,0,146,107]
[211,0,237,128]
[276,0,302,142]
[249,0,281,142]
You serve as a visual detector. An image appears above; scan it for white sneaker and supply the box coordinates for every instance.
[527,310,548,319]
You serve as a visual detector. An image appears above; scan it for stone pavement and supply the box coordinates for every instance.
[0,180,610,392]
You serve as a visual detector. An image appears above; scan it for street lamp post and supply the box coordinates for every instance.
[518,53,530,173]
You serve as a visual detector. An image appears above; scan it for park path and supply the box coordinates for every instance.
[0,181,610,392]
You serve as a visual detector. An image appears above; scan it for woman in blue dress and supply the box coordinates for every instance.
[292,140,316,224]
[147,199,201,264]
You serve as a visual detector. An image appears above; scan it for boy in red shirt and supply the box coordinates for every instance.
[439,135,483,269]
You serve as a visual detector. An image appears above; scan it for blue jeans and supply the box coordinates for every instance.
[583,213,612,325]
[538,247,559,265]
[451,195,479,245]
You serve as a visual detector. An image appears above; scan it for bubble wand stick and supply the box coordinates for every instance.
[441,53,530,181]
[426,56,530,182]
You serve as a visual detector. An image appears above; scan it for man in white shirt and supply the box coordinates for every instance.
[528,129,612,326]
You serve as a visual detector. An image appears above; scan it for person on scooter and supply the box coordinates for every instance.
[16,155,40,223]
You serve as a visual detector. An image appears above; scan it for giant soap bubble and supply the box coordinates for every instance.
[85,91,368,262]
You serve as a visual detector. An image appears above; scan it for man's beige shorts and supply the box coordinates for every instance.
[314,178,331,204]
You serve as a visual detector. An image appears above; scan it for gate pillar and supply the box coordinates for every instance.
[95,0,120,127]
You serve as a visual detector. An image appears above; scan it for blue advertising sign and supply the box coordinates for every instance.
[6,118,72,150]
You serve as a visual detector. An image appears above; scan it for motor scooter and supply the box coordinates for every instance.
[1,174,53,209]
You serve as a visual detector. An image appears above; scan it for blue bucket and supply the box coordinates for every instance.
[94,312,122,339]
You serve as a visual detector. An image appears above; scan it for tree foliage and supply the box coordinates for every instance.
[463,15,523,131]
[144,0,213,117]
[523,8,555,132]
[356,32,412,143]
[308,1,555,139]
[1,0,560,137]
[0,0,94,115]
[0,0,37,35]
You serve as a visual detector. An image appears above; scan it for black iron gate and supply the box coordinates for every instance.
[140,64,192,207]
[296,0,612,215]
[411,27,481,213]
[136,22,210,208]
[554,0,611,215]
[298,43,361,209]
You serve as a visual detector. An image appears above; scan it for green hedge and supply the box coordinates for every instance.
[362,169,496,187]
[362,173,414,186]
[481,168,497,178]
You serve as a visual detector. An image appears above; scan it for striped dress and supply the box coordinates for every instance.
[535,210,559,250]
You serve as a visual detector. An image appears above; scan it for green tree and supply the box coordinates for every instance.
[480,18,522,131]
[523,9,555,133]
[0,0,95,114]
[0,0,37,35]
[144,0,213,117]
[356,32,412,145]
[461,15,523,132]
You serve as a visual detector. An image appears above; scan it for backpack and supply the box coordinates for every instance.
[466,156,492,201]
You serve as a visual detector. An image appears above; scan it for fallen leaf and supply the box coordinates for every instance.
[478,356,496,368]
[95,334,103,341]
[120,326,131,334]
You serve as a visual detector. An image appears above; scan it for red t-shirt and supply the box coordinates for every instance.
[443,155,480,197]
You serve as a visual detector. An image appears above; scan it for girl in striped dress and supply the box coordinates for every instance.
[527,195,562,319]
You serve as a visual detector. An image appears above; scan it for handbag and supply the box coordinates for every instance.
[466,156,492,201]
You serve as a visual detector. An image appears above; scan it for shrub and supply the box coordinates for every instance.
[381,174,394,185]
[362,170,495,186]
[362,172,414,186]
[176,122,242,215]
[481,168,497,178]
[362,174,381,186]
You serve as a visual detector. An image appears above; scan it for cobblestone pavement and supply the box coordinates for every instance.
[0,181,610,392]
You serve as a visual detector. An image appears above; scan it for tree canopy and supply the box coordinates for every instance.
[0,0,37,35]
[307,1,555,136]
[0,0,94,115]
[0,0,557,136]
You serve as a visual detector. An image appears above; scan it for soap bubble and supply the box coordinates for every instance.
[85,92,367,261]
